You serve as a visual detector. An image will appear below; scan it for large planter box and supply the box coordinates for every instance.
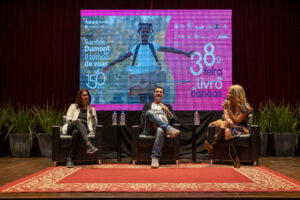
[0,133,10,156]
[269,132,296,156]
[297,134,300,155]
[37,133,52,157]
[9,134,38,157]
[260,132,268,156]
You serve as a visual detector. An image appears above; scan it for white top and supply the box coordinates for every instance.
[151,102,168,123]
[62,103,98,135]
[130,42,160,67]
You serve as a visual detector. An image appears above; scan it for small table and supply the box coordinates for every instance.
[184,124,204,162]
[110,124,127,162]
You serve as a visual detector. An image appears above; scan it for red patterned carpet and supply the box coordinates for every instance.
[0,163,299,193]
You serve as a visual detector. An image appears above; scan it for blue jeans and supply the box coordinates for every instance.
[142,110,171,159]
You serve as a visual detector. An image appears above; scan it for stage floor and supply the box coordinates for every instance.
[0,156,299,199]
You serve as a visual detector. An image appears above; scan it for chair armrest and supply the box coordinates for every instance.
[94,125,103,159]
[95,125,103,143]
[250,125,260,161]
[172,123,180,129]
[172,124,181,160]
[207,125,217,144]
[52,125,61,162]
[131,125,141,139]
[131,125,142,160]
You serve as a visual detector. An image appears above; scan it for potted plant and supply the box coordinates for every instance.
[6,105,37,157]
[296,103,300,155]
[254,104,269,156]
[0,105,11,156]
[32,101,65,157]
[267,100,297,156]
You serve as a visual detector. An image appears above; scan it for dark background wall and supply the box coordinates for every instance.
[0,0,299,109]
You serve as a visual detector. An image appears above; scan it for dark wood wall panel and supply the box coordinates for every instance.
[0,0,299,109]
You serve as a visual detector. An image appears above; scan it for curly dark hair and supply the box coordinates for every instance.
[137,22,153,34]
[75,89,91,109]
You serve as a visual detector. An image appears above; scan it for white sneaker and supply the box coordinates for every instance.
[151,158,159,168]
[166,126,180,138]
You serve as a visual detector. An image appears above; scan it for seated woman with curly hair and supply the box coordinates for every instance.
[62,89,98,168]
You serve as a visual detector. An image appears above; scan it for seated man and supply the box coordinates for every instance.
[141,86,180,168]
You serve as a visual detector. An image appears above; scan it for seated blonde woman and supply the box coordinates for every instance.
[204,84,253,168]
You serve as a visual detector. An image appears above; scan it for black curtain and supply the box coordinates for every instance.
[0,0,299,108]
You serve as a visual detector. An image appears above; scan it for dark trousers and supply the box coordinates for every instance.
[66,120,89,159]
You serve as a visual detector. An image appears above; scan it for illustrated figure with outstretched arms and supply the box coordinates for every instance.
[103,22,194,103]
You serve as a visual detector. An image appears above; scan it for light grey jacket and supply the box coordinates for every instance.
[62,103,98,135]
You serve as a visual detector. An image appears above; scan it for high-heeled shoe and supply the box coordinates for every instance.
[233,156,240,168]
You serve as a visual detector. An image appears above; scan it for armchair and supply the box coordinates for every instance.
[131,124,180,164]
[52,125,103,165]
[207,124,260,166]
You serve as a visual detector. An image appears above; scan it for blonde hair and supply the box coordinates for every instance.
[229,84,249,112]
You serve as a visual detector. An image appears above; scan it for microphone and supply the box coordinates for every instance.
[160,103,168,115]
[159,103,165,109]
[222,98,229,108]
[87,102,93,114]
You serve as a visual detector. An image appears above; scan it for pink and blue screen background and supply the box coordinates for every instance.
[80,10,232,110]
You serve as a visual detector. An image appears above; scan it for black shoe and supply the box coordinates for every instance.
[66,158,74,168]
[87,146,98,154]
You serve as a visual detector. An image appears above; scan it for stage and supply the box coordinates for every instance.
[0,156,299,199]
[1,0,300,199]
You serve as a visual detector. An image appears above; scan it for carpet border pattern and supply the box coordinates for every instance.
[0,163,299,193]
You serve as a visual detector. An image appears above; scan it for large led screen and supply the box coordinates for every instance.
[80,10,232,110]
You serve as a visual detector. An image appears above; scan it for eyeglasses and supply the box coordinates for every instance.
[82,94,89,97]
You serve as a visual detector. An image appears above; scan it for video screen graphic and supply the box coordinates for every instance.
[80,10,232,110]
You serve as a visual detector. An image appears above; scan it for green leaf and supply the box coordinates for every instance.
[258,99,297,133]
[32,100,66,134]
